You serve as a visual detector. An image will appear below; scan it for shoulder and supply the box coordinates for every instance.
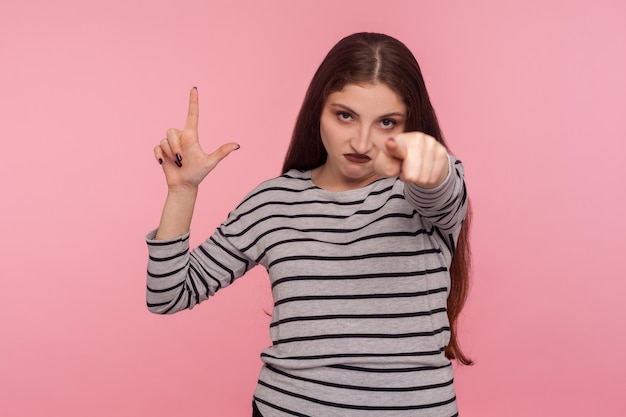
[234,169,315,210]
[219,170,315,229]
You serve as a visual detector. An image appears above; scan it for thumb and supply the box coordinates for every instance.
[206,142,240,169]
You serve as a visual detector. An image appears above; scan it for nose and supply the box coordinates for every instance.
[350,125,373,154]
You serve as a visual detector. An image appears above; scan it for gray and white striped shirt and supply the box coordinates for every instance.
[146,156,468,417]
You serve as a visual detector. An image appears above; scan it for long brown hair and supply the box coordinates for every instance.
[282,32,473,365]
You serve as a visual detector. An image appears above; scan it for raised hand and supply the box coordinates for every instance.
[152,88,240,239]
[373,132,449,188]
[154,87,239,190]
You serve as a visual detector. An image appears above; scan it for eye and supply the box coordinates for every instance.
[336,111,354,122]
[380,118,397,129]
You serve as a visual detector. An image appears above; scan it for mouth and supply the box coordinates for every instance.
[344,153,371,164]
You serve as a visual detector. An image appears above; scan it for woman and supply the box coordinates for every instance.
[148,32,472,417]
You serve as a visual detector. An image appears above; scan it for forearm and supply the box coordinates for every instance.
[154,186,199,240]
[146,191,255,314]
[404,156,467,233]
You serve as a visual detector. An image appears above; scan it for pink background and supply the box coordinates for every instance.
[1,0,625,416]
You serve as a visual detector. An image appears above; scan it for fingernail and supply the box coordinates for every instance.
[175,160,182,168]
[235,144,241,150]
[387,137,396,144]
[176,153,182,162]
[158,158,163,165]
[192,86,197,90]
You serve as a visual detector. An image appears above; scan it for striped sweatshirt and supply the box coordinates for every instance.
[146,156,468,417]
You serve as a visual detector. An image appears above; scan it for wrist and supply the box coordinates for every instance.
[167,185,199,198]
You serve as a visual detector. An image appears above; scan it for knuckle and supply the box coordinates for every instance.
[402,169,419,183]
[413,132,426,142]
[409,174,422,184]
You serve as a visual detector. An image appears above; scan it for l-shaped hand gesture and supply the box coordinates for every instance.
[154,88,239,190]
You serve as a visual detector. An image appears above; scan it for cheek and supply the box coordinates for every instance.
[319,118,340,146]
[370,135,385,150]
[319,122,330,148]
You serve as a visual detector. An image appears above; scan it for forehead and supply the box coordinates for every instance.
[326,83,405,113]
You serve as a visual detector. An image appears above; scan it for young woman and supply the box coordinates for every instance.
[148,32,472,417]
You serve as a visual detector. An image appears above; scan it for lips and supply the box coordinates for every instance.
[344,153,371,164]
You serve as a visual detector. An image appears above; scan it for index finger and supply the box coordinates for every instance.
[384,137,407,160]
[185,87,199,131]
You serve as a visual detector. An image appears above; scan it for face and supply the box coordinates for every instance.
[314,82,406,191]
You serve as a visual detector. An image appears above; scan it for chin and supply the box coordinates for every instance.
[343,167,377,182]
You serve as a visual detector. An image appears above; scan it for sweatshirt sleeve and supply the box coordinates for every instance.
[403,155,468,254]
[145,222,255,314]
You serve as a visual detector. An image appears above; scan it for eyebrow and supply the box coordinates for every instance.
[329,103,406,119]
